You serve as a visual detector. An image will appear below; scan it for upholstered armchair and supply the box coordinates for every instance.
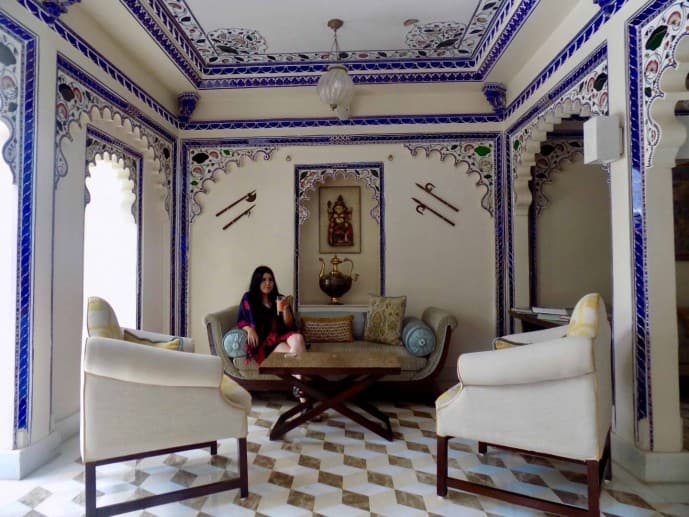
[436,293,612,516]
[82,297,252,515]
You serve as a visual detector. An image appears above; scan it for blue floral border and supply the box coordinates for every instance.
[626,0,681,446]
[0,10,36,443]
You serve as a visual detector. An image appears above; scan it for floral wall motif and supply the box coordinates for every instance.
[54,67,173,210]
[296,165,382,225]
[639,2,689,168]
[532,139,585,215]
[403,141,495,215]
[511,60,608,171]
[0,28,23,184]
[186,146,277,222]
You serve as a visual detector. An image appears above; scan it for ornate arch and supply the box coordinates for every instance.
[55,66,172,211]
[511,56,608,215]
[532,139,585,216]
[296,164,382,224]
[186,146,277,222]
[403,141,496,216]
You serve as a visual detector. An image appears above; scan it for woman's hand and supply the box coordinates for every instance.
[244,327,259,348]
[276,295,290,315]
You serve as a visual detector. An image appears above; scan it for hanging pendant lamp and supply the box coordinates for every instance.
[317,18,354,120]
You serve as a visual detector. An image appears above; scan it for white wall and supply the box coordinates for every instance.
[189,144,496,385]
[536,157,613,308]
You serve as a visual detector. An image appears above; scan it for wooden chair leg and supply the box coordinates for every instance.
[478,441,487,454]
[238,437,248,498]
[210,441,218,455]
[586,459,600,516]
[85,462,96,516]
[437,435,449,497]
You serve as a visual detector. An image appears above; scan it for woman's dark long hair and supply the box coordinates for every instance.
[247,265,284,336]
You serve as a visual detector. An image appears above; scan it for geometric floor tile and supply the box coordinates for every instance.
[1,392,688,516]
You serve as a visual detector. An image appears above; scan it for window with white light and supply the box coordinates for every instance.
[83,158,137,338]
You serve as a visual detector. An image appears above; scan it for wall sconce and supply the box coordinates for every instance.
[583,115,623,164]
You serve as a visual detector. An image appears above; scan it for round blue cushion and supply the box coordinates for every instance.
[402,318,436,357]
[222,328,248,358]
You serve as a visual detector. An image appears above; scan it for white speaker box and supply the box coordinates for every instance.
[583,115,623,164]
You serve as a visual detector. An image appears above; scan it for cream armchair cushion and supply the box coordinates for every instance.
[436,293,611,515]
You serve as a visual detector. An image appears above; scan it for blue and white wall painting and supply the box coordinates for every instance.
[158,0,509,68]
[0,11,36,445]
[5,0,680,449]
[179,134,500,336]
[84,125,144,329]
[628,0,689,443]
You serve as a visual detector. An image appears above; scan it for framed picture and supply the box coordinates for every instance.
[319,186,361,253]
[674,168,689,260]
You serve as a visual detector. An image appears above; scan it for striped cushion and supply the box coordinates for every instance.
[86,296,122,339]
[566,293,600,338]
[301,315,354,342]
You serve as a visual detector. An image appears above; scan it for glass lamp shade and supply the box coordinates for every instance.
[317,64,354,110]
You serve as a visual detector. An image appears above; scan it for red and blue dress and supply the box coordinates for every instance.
[237,292,300,364]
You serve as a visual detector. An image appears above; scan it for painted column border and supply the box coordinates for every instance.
[0,10,37,445]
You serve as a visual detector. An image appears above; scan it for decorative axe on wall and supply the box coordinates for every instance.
[223,204,256,230]
[216,190,257,217]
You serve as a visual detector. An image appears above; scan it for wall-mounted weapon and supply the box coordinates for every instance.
[415,182,459,212]
[223,204,256,230]
[412,197,455,226]
[216,190,257,217]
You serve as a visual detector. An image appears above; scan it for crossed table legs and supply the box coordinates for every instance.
[269,372,394,441]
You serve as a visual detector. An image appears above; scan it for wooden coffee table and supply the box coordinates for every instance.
[258,351,401,441]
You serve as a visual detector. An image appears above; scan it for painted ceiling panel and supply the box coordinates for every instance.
[166,0,504,65]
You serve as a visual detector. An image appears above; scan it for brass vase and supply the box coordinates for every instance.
[318,255,359,304]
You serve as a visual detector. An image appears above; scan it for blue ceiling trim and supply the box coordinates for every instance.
[182,132,501,149]
[120,0,201,84]
[197,71,482,90]
[15,0,621,130]
[183,113,501,131]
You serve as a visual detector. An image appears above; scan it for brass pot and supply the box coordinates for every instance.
[318,255,359,304]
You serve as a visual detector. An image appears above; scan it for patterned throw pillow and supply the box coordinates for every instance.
[363,294,407,345]
[123,330,182,351]
[86,296,122,339]
[301,315,354,342]
[566,293,600,338]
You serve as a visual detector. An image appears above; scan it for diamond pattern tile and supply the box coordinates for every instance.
[1,392,688,516]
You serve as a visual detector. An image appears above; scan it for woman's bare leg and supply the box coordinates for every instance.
[274,335,315,410]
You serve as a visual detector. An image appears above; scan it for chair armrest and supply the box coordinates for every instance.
[498,325,567,345]
[122,327,194,353]
[458,335,594,386]
[84,337,222,387]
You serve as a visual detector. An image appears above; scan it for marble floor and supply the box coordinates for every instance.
[1,393,688,517]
